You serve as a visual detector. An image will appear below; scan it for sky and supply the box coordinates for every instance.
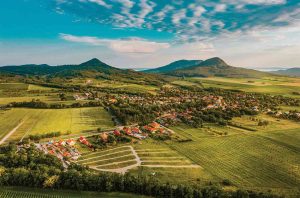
[0,0,299,69]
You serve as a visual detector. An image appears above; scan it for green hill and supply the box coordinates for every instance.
[144,59,203,73]
[0,58,166,86]
[164,57,274,78]
[272,68,300,77]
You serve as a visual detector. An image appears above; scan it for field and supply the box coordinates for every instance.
[0,187,148,198]
[77,145,139,173]
[0,107,114,143]
[188,76,300,98]
[160,115,300,196]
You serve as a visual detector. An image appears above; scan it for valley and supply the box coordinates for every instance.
[0,58,299,198]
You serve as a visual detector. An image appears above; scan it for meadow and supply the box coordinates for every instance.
[0,107,114,143]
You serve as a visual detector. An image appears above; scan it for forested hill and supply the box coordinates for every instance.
[144,59,203,73]
[0,58,120,76]
[162,57,275,78]
[0,58,168,86]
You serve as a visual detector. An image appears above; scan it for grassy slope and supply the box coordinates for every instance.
[0,107,114,142]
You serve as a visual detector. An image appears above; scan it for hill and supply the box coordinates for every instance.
[163,57,274,78]
[0,58,166,86]
[0,58,119,76]
[272,67,300,77]
[144,59,203,73]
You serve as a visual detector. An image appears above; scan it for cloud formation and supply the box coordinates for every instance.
[54,0,299,43]
[60,33,170,53]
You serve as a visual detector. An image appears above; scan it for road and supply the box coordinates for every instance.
[0,121,24,145]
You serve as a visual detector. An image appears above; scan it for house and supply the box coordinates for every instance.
[78,136,92,147]
[99,133,108,142]
[123,127,132,135]
[143,125,156,133]
[114,130,121,136]
[149,122,160,129]
[132,127,141,134]
[66,139,76,146]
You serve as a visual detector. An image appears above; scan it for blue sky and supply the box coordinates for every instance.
[0,0,299,68]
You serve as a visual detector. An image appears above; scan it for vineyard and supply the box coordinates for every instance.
[165,125,300,193]
[0,188,146,198]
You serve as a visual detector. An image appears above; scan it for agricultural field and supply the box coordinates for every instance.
[77,145,138,173]
[189,76,300,98]
[0,187,148,198]
[69,79,159,94]
[0,83,62,105]
[162,115,300,196]
[0,107,114,143]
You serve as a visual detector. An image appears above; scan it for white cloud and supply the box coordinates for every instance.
[242,0,286,5]
[214,4,227,12]
[79,0,112,8]
[172,9,187,25]
[60,33,170,53]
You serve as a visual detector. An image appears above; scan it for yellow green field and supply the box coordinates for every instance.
[188,76,300,98]
[0,107,114,143]
[160,115,300,196]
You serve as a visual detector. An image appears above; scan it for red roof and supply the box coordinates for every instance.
[149,122,160,128]
[114,130,121,136]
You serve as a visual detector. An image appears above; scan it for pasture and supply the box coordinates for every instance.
[0,107,114,143]
[189,76,300,98]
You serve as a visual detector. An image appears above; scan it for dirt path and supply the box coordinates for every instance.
[0,121,24,145]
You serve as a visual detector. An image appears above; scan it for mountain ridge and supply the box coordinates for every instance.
[144,59,203,73]
[271,67,300,77]
[146,57,275,78]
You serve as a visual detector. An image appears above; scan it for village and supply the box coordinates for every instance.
[35,121,174,168]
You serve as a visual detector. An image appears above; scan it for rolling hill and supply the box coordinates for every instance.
[144,59,203,73]
[0,58,166,86]
[149,57,274,78]
[272,68,300,77]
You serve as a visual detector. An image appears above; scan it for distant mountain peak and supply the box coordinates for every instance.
[202,57,228,66]
[79,58,107,66]
[144,59,203,73]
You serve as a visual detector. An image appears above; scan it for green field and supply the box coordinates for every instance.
[188,76,300,98]
[0,107,114,143]
[160,115,300,196]
[0,187,148,198]
[77,146,137,171]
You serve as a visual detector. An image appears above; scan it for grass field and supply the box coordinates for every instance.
[0,187,148,198]
[0,107,114,143]
[188,76,300,98]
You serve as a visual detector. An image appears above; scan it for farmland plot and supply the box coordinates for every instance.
[77,146,140,173]
[0,107,114,143]
[166,127,300,190]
